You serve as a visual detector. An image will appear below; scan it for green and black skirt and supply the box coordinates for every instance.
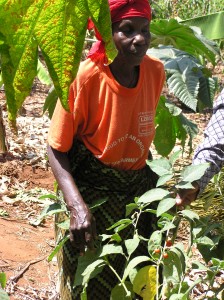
[55,140,158,300]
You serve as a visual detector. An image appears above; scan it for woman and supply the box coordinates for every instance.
[48,0,165,299]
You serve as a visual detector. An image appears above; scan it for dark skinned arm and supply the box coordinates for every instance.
[176,182,200,207]
[47,145,96,254]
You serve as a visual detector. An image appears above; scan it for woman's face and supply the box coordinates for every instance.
[112,17,151,67]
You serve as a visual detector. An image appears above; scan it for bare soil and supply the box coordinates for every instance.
[0,60,223,299]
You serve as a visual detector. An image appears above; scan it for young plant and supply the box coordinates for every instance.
[40,151,223,299]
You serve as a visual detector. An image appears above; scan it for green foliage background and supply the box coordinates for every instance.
[153,0,223,19]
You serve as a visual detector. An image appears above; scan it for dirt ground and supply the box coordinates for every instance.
[0,60,223,299]
[0,83,59,300]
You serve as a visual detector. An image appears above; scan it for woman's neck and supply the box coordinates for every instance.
[109,62,139,88]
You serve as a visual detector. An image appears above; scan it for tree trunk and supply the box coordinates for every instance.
[0,104,7,154]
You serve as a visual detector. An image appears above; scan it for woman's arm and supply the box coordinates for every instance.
[47,145,96,254]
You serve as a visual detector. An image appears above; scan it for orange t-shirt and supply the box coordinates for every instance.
[48,55,165,170]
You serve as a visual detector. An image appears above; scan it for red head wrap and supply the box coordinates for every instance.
[87,0,151,62]
[109,0,151,23]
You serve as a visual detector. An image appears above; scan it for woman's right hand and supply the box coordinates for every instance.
[47,146,97,254]
[69,203,97,255]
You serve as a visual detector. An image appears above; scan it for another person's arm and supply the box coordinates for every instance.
[177,89,224,206]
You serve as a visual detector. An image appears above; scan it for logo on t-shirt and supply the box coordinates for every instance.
[138,112,154,136]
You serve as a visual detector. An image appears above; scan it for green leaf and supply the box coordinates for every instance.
[137,188,170,205]
[167,71,199,111]
[169,150,182,166]
[111,233,122,243]
[156,198,176,217]
[40,202,66,218]
[37,58,52,85]
[82,259,106,286]
[114,223,132,233]
[163,248,185,282]
[148,230,162,254]
[0,273,7,289]
[100,233,122,243]
[176,182,194,189]
[192,261,208,270]
[150,19,216,64]
[0,0,116,121]
[107,219,132,231]
[154,96,197,156]
[196,236,215,247]
[125,237,140,257]
[0,289,9,300]
[30,202,66,226]
[89,197,108,212]
[180,163,210,182]
[156,174,173,187]
[180,11,224,40]
[180,209,199,221]
[122,256,150,283]
[39,193,58,200]
[99,244,123,257]
[48,235,69,262]
[74,250,104,286]
[146,158,172,176]
[125,203,138,217]
[211,258,224,269]
[154,99,177,156]
[43,86,58,119]
[110,283,133,300]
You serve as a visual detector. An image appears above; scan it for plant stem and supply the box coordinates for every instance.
[107,263,130,296]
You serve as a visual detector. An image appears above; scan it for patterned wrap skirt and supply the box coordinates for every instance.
[55,140,158,300]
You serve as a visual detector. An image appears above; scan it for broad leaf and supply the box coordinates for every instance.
[0,0,117,121]
[146,158,172,176]
[148,230,162,254]
[163,248,185,283]
[180,209,199,221]
[154,96,198,156]
[122,256,150,282]
[133,266,157,300]
[74,250,104,286]
[167,71,199,111]
[148,46,215,111]
[81,259,106,286]
[156,198,176,217]
[99,244,123,257]
[150,19,216,64]
[180,163,210,182]
[180,11,224,40]
[137,188,170,205]
[125,237,140,257]
[156,174,173,187]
